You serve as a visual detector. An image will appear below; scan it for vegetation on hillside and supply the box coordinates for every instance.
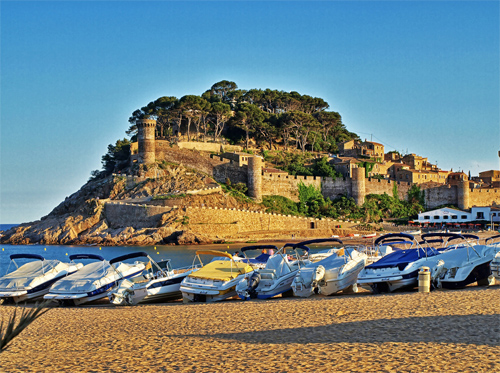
[263,182,425,224]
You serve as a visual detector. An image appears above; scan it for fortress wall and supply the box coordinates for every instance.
[469,188,500,207]
[213,163,248,184]
[364,178,412,200]
[261,174,321,201]
[424,185,458,209]
[322,178,353,200]
[105,203,173,228]
[177,141,242,153]
[185,206,340,237]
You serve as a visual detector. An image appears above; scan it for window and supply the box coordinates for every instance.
[433,216,440,220]
[476,212,485,219]
[493,213,497,217]
[443,216,449,220]
[461,215,467,219]
[451,216,458,220]
[424,215,430,219]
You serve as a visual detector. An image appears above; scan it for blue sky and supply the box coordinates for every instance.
[1,1,499,224]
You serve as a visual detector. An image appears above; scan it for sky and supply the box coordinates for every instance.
[1,1,499,224]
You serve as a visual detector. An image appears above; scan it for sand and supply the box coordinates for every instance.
[0,286,499,373]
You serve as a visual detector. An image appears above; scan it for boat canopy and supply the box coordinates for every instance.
[422,232,461,240]
[0,260,64,291]
[375,233,414,246]
[367,247,439,270]
[195,250,233,259]
[264,254,291,277]
[69,254,104,262]
[241,245,278,253]
[110,252,149,265]
[10,254,44,261]
[294,238,343,248]
[447,234,479,244]
[485,234,500,244]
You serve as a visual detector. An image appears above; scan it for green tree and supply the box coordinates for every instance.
[210,102,232,142]
[101,138,131,174]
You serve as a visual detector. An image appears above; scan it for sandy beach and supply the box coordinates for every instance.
[0,285,499,372]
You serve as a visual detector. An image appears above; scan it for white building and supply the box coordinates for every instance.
[417,206,500,225]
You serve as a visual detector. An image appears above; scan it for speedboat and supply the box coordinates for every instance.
[44,253,146,306]
[357,233,444,293]
[486,234,500,283]
[425,233,497,289]
[236,243,310,300]
[109,254,200,306]
[292,238,367,297]
[180,250,255,302]
[0,254,83,304]
[233,245,275,269]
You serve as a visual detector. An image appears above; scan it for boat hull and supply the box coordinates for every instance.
[439,261,492,289]
[318,265,364,296]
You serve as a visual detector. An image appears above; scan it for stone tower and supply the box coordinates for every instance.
[247,156,263,202]
[352,167,366,206]
[137,118,156,165]
[457,179,470,210]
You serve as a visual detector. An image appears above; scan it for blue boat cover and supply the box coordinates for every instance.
[485,234,500,244]
[366,247,439,270]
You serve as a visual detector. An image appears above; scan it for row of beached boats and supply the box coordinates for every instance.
[1,233,499,306]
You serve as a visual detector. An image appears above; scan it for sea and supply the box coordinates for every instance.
[0,223,326,275]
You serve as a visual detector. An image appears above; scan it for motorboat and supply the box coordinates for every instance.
[236,243,310,300]
[292,238,367,297]
[44,253,146,306]
[180,250,255,302]
[109,254,201,306]
[233,245,275,269]
[424,233,497,289]
[0,254,83,304]
[486,234,500,283]
[357,233,444,293]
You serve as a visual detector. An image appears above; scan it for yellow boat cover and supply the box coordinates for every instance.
[196,250,233,259]
[189,260,253,281]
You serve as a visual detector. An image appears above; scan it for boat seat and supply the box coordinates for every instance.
[259,269,276,280]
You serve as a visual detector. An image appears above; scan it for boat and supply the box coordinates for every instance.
[0,254,83,304]
[291,238,367,297]
[486,234,500,283]
[180,250,255,302]
[234,245,276,269]
[236,243,310,300]
[357,233,444,293]
[426,233,497,289]
[109,254,201,306]
[44,253,146,306]
[362,233,377,239]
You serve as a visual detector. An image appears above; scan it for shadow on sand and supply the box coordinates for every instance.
[173,314,500,346]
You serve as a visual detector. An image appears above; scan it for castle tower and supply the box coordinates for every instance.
[248,156,263,202]
[137,118,156,165]
[352,167,366,206]
[457,179,470,210]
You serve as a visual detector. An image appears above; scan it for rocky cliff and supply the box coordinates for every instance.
[1,162,265,246]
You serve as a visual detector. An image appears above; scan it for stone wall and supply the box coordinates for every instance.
[261,174,321,202]
[365,178,412,200]
[177,141,242,153]
[424,185,458,209]
[105,202,173,228]
[185,206,342,237]
[469,188,500,207]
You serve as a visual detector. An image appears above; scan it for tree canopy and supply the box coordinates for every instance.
[126,80,358,151]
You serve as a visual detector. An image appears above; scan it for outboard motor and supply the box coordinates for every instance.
[247,272,261,299]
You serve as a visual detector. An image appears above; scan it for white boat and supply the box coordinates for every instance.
[180,250,255,303]
[236,243,310,300]
[357,233,445,293]
[109,254,200,306]
[292,238,368,297]
[486,234,500,283]
[425,233,497,289]
[0,254,83,304]
[44,253,146,306]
